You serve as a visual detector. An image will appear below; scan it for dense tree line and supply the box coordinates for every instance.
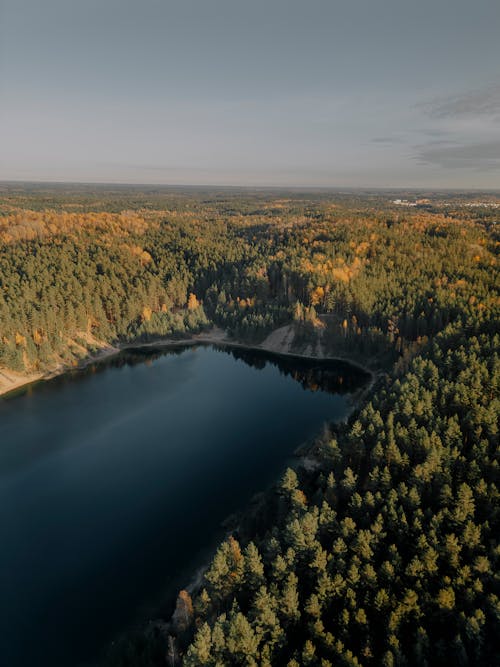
[0,188,497,374]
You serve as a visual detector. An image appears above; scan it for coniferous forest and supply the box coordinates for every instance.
[0,184,498,665]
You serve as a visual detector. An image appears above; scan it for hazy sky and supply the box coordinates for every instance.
[1,0,499,188]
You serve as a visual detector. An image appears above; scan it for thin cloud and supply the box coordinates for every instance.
[371,136,405,145]
[418,128,452,138]
[421,139,459,147]
[421,83,500,119]
[415,140,500,171]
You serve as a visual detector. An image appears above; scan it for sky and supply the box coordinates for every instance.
[0,0,499,188]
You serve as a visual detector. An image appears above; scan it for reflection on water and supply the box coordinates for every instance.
[30,343,371,395]
[217,345,369,393]
[89,343,370,395]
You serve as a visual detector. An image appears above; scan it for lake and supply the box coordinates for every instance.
[0,344,369,666]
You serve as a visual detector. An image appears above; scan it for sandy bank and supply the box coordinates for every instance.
[0,368,44,398]
[0,344,120,399]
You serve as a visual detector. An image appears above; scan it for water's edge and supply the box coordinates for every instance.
[1,326,374,400]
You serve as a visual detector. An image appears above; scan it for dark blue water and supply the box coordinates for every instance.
[0,344,368,666]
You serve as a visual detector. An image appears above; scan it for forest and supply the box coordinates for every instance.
[1,185,497,374]
[0,184,498,665]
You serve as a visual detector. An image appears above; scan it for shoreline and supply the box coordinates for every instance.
[0,325,374,399]
[0,368,45,398]
[0,344,121,399]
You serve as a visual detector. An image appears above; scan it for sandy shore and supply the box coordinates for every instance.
[0,368,44,398]
[0,344,120,399]
[0,324,373,399]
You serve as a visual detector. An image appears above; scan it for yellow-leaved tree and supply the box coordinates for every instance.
[187,293,200,310]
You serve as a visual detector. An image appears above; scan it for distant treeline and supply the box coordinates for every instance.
[0,189,497,374]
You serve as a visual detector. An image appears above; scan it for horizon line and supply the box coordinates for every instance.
[1,179,499,194]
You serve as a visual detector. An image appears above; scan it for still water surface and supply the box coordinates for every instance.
[0,344,368,666]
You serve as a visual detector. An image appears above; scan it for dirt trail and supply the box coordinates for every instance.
[259,324,296,354]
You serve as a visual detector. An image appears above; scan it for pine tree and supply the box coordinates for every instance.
[184,622,212,666]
